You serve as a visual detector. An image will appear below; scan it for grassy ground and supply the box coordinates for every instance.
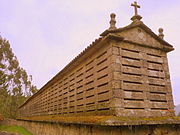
[0,125,33,135]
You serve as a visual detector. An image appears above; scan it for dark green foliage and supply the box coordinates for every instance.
[0,36,38,118]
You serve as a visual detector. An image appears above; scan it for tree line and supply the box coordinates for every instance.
[0,36,37,118]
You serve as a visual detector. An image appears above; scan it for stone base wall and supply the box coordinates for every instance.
[2,119,180,135]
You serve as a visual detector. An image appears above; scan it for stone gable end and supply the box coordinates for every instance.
[116,27,164,50]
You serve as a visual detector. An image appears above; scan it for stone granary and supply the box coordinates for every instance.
[18,1,175,119]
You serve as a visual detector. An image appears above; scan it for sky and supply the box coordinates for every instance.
[0,0,179,105]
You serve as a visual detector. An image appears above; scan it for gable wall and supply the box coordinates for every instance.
[111,41,174,117]
[117,27,163,49]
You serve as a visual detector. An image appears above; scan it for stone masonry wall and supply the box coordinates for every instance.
[19,42,115,117]
[3,119,180,135]
[111,40,174,117]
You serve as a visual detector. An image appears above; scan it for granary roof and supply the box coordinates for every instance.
[19,2,174,109]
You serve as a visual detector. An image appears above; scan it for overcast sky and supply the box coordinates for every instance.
[0,0,179,105]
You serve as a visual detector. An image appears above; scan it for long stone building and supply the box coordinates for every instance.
[18,2,175,119]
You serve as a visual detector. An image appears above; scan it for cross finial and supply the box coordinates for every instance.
[130,1,142,22]
[131,1,140,16]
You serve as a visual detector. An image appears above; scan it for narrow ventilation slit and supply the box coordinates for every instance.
[63,92,68,95]
[147,53,162,58]
[86,67,93,72]
[96,51,107,59]
[97,74,108,80]
[147,68,163,72]
[77,111,83,113]
[149,83,165,87]
[77,79,83,83]
[69,89,75,92]
[77,73,83,78]
[151,108,168,110]
[69,84,75,87]
[122,48,139,53]
[77,85,83,89]
[98,90,109,95]
[125,107,144,110]
[86,80,94,85]
[77,104,83,107]
[86,60,94,66]
[77,98,83,101]
[122,64,140,68]
[150,100,167,103]
[122,72,141,76]
[97,66,108,73]
[86,87,94,91]
[86,73,93,79]
[70,100,75,103]
[98,99,109,103]
[124,98,143,101]
[97,108,109,111]
[123,81,142,84]
[97,58,107,66]
[150,91,166,94]
[86,102,95,105]
[124,89,143,93]
[69,73,75,77]
[76,67,83,72]
[86,95,94,98]
[97,82,108,87]
[147,60,162,65]
[77,91,83,94]
[86,109,96,112]
[148,76,164,79]
[122,56,140,61]
[69,95,74,98]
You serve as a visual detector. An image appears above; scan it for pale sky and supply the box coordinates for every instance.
[0,0,179,105]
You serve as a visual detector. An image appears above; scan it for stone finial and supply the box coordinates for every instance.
[158,28,164,39]
[131,1,142,22]
[109,13,117,30]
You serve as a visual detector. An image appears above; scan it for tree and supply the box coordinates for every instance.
[178,112,180,117]
[0,36,38,118]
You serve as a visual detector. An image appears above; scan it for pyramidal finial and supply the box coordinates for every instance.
[131,1,142,22]
[109,13,117,30]
[158,28,164,39]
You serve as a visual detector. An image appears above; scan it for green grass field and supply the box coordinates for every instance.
[0,125,33,135]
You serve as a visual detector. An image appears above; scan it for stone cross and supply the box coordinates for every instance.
[131,1,140,16]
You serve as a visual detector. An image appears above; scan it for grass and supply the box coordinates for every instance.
[0,125,33,135]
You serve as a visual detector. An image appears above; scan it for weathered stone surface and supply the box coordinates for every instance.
[3,119,180,135]
[18,1,175,120]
